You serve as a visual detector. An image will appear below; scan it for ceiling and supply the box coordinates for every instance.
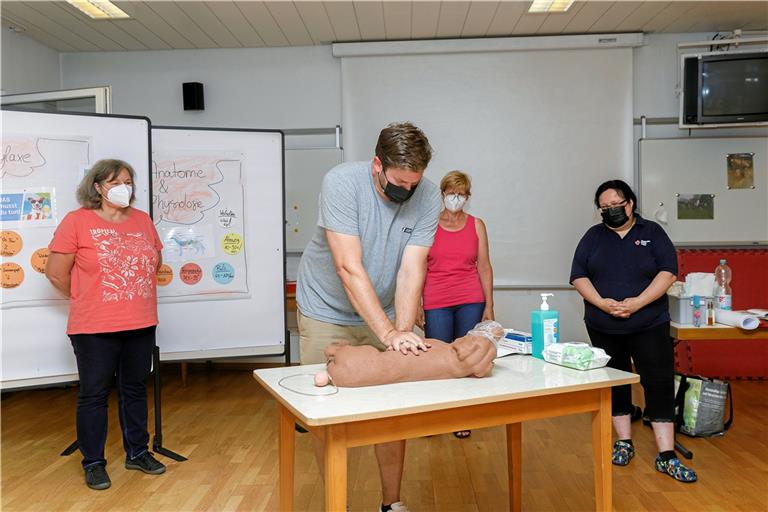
[1,1,767,53]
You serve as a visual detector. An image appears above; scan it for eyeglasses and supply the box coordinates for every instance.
[598,200,627,213]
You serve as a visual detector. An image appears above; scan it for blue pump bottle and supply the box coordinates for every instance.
[531,293,559,359]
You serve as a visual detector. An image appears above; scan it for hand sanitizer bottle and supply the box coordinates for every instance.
[531,293,559,360]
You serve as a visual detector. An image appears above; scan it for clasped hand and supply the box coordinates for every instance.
[602,297,643,318]
[383,329,431,355]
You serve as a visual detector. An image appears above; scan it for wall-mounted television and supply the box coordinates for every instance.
[680,50,768,128]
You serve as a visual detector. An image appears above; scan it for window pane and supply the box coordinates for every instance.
[3,97,96,113]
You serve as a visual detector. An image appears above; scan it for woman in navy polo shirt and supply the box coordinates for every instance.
[570,179,697,483]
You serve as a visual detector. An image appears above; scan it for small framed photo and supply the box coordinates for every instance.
[677,193,714,220]
[726,153,754,189]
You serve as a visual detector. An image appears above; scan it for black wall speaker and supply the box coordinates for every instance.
[182,82,204,111]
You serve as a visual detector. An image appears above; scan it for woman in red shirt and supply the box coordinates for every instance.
[421,170,495,438]
[46,159,166,490]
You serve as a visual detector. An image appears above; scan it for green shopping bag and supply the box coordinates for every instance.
[674,374,733,437]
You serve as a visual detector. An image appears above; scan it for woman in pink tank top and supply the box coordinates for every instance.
[421,170,495,438]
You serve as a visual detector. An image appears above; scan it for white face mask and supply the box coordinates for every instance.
[105,184,132,208]
[443,193,467,212]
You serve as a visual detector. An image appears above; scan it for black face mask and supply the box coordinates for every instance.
[601,206,629,228]
[380,170,417,203]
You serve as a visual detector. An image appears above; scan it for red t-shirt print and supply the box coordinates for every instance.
[91,227,158,303]
[49,208,163,335]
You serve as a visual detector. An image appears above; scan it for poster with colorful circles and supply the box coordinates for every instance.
[1,132,93,308]
[152,150,249,299]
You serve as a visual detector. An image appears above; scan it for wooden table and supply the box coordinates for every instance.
[670,321,768,380]
[254,356,638,512]
[286,291,297,313]
[670,321,768,341]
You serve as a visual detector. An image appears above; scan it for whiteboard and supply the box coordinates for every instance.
[1,109,151,389]
[152,127,286,361]
[639,137,768,245]
[339,47,634,286]
[285,147,343,252]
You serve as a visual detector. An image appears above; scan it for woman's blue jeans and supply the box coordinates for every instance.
[424,302,485,343]
[69,326,156,468]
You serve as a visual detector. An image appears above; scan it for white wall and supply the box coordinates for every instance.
[61,45,340,129]
[0,28,60,95]
[634,32,712,118]
[344,45,635,283]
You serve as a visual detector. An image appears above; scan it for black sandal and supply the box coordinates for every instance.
[453,430,471,439]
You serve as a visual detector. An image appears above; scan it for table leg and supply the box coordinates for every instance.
[506,422,522,512]
[278,404,295,512]
[324,424,348,512]
[591,388,612,512]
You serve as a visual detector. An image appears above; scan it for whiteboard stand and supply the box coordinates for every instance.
[151,346,187,462]
[284,328,291,367]
[59,441,78,457]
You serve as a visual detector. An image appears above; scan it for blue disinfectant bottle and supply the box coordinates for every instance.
[531,293,559,360]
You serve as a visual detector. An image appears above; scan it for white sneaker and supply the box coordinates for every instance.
[380,502,409,512]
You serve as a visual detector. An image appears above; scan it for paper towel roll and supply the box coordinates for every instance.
[714,310,760,330]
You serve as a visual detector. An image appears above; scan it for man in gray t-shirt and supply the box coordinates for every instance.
[297,159,440,326]
[295,122,440,512]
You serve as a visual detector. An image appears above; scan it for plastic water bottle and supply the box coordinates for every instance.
[714,259,732,310]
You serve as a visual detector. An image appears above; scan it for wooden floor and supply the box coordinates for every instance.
[2,367,766,512]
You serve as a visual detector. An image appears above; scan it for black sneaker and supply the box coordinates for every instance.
[125,452,166,475]
[84,464,111,490]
